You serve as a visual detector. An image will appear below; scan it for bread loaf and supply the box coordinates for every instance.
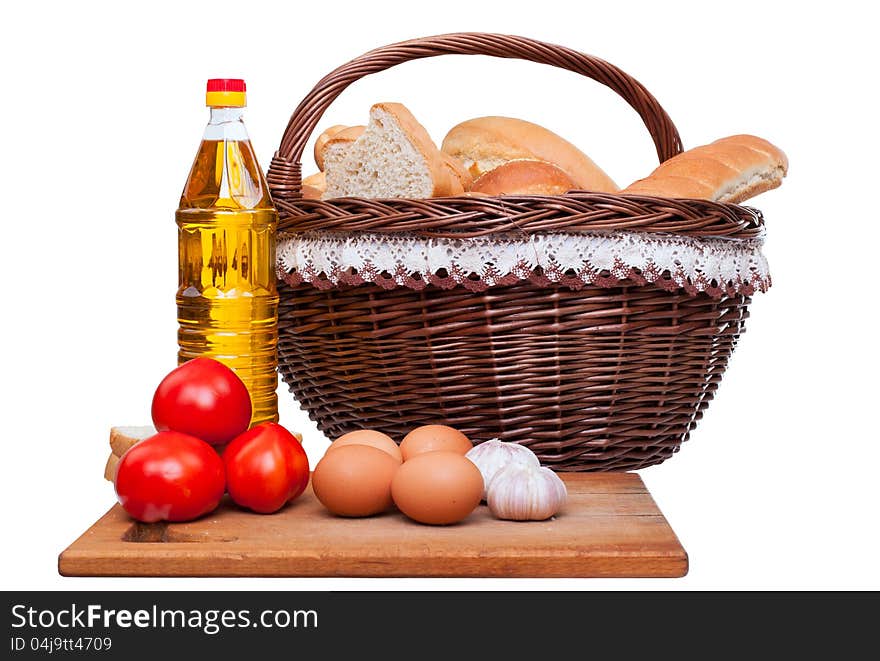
[469,160,576,196]
[441,116,618,192]
[323,103,456,199]
[621,134,788,203]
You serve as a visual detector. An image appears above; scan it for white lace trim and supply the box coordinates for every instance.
[276,230,770,297]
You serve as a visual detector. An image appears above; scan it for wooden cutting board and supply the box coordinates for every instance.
[59,473,687,578]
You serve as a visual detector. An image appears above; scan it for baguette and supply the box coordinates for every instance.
[441,116,618,192]
[621,134,788,203]
[323,103,456,199]
[469,159,576,196]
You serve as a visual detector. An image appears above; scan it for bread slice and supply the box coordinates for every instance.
[470,160,576,195]
[109,425,155,456]
[314,124,349,170]
[319,126,365,171]
[104,453,120,482]
[103,425,304,482]
[104,426,154,483]
[323,103,455,199]
[441,116,618,192]
[621,134,788,203]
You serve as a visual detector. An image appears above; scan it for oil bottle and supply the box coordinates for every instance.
[176,79,278,425]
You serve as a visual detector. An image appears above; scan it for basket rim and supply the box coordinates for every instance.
[274,190,765,241]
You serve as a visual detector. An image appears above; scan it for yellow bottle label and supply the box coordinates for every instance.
[177,135,279,426]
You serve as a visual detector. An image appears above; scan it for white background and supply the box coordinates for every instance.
[2,0,877,591]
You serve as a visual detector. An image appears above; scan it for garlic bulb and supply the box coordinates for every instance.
[465,439,540,500]
[486,463,567,521]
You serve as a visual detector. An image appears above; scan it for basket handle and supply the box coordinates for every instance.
[268,32,683,199]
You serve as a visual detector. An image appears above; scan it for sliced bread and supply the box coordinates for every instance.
[109,425,155,457]
[323,103,456,199]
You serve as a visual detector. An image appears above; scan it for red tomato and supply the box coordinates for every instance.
[151,357,252,445]
[223,423,310,514]
[115,431,225,523]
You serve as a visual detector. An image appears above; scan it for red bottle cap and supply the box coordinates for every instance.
[205,79,247,107]
[206,79,246,93]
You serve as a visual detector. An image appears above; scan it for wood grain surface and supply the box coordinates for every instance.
[59,473,687,578]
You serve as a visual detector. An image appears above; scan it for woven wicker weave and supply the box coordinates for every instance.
[267,33,765,471]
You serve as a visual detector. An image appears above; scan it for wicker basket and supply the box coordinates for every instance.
[267,33,768,471]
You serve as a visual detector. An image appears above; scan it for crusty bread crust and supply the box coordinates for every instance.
[441,116,618,192]
[456,191,491,197]
[620,134,787,203]
[621,175,717,199]
[372,102,452,196]
[321,125,365,167]
[470,159,576,196]
[302,184,323,200]
[109,426,154,457]
[314,124,357,170]
[302,171,326,199]
[104,453,119,482]
[441,154,474,195]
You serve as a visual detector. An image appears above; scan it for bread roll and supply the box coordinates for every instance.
[314,125,363,170]
[455,191,492,198]
[302,171,326,199]
[441,116,618,192]
[621,134,788,203]
[323,103,456,199]
[441,154,474,195]
[469,160,576,196]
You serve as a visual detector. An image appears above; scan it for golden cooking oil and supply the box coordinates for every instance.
[176,79,278,425]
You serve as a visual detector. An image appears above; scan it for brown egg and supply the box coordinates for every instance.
[400,424,473,461]
[327,429,402,464]
[312,445,398,517]
[391,452,483,525]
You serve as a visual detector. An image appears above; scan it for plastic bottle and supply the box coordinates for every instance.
[176,79,278,426]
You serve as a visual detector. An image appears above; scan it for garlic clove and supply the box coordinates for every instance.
[486,463,567,521]
[465,439,540,500]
